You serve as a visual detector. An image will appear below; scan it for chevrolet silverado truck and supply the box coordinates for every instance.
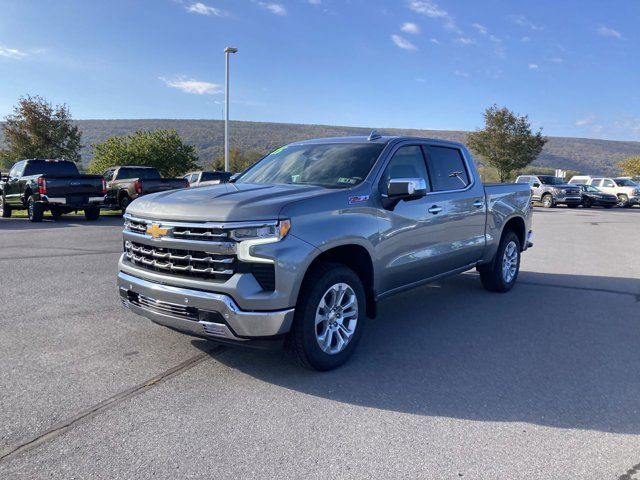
[102,166,188,212]
[515,174,582,208]
[0,159,106,222]
[117,135,533,370]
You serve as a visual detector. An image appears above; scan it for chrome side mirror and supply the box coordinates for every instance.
[387,178,428,198]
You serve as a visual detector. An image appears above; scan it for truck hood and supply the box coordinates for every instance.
[126,182,333,222]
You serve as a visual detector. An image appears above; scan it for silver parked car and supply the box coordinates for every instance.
[515,174,582,208]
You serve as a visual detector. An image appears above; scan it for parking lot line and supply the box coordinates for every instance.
[0,345,226,464]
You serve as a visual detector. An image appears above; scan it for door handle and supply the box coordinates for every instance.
[473,200,484,208]
[428,205,442,214]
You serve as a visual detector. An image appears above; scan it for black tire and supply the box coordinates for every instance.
[119,194,131,212]
[50,205,64,220]
[618,194,630,208]
[84,206,100,221]
[541,193,554,208]
[27,197,44,223]
[289,262,366,371]
[478,230,521,293]
[0,195,11,218]
[582,198,592,208]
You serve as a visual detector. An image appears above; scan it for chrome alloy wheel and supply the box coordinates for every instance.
[502,240,519,283]
[315,282,358,355]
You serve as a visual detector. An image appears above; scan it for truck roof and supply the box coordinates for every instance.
[291,135,465,149]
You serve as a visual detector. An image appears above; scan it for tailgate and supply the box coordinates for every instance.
[141,179,185,194]
[44,176,104,196]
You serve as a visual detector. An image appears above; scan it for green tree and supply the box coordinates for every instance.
[0,95,82,167]
[209,147,264,173]
[89,129,199,177]
[467,105,548,182]
[617,156,640,177]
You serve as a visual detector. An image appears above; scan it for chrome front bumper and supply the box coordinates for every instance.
[117,271,295,341]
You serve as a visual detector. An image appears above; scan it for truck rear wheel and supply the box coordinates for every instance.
[50,206,64,220]
[84,206,101,221]
[119,195,131,212]
[0,196,11,218]
[289,262,365,371]
[27,197,44,223]
[478,230,521,293]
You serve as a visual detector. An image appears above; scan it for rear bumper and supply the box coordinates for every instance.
[41,195,104,207]
[117,271,295,341]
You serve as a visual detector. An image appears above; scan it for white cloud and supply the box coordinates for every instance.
[472,23,487,35]
[521,36,531,42]
[510,15,543,31]
[308,0,321,4]
[575,115,596,126]
[597,25,621,39]
[0,46,27,59]
[456,37,476,45]
[161,76,222,95]
[401,22,420,34]
[408,1,460,33]
[258,2,287,15]
[549,57,564,63]
[528,63,539,70]
[186,2,223,16]
[430,38,440,44]
[391,34,417,51]
[454,70,469,78]
[408,0,447,18]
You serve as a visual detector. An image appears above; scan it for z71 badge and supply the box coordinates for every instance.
[348,195,370,205]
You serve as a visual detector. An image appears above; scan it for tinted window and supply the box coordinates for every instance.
[23,160,80,177]
[236,143,385,188]
[381,146,430,194]
[615,179,636,186]
[424,146,469,191]
[201,171,231,182]
[116,168,161,180]
[537,175,566,185]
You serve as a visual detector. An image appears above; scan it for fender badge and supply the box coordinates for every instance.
[348,195,370,205]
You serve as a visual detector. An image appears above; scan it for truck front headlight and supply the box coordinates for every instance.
[234,220,291,264]
[231,219,291,241]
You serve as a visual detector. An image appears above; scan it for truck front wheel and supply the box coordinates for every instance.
[478,230,521,293]
[27,197,44,223]
[289,262,365,371]
[84,206,101,221]
[541,193,554,208]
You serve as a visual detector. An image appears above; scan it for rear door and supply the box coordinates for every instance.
[422,144,487,269]
[5,161,25,205]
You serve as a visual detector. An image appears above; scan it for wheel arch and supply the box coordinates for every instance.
[501,216,526,251]
[300,243,377,319]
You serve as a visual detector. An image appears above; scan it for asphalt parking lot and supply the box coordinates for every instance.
[0,207,639,480]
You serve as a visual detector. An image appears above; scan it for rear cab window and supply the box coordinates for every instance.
[422,146,470,191]
[116,168,161,180]
[23,160,80,177]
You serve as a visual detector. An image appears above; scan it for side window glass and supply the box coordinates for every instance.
[381,146,430,194]
[603,179,614,187]
[424,146,470,191]
[103,170,113,182]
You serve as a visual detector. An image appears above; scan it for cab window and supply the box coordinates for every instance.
[380,146,430,194]
[423,146,470,191]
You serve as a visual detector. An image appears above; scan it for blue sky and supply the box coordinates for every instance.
[0,0,638,140]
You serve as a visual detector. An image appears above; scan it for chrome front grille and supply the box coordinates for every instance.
[172,226,228,241]
[125,241,236,280]
[135,294,198,320]
[123,218,147,234]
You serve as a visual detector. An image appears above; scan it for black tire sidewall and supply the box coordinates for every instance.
[294,264,366,371]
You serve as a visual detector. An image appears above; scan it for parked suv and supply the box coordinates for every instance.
[588,177,640,207]
[183,170,232,188]
[117,135,533,370]
[515,175,582,208]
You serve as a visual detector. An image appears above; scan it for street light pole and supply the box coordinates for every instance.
[224,47,238,173]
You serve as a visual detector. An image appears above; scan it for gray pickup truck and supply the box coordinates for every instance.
[117,135,533,370]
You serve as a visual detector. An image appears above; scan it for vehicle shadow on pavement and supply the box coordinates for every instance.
[198,271,640,434]
[0,214,123,230]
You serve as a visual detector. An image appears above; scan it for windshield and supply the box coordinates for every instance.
[538,175,566,185]
[23,160,80,177]
[584,185,601,193]
[615,179,637,186]
[117,168,161,180]
[235,143,386,188]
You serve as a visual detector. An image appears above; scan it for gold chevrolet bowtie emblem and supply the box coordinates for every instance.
[146,223,169,239]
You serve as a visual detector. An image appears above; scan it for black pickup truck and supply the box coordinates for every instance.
[0,159,106,222]
[102,166,188,212]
